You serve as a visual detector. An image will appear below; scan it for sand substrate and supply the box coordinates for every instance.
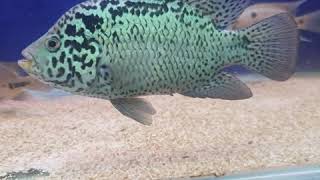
[0,73,319,179]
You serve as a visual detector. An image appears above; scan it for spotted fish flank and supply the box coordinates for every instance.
[19,0,298,125]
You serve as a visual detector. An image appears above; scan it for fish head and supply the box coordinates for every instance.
[19,2,111,94]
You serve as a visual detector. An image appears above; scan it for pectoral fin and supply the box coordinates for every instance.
[111,98,156,125]
[181,72,252,100]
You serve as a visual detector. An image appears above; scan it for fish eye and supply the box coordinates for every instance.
[298,19,304,25]
[45,35,61,52]
[251,12,257,19]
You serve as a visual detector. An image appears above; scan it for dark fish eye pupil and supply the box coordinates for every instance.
[49,40,57,48]
[298,19,304,25]
[251,12,257,19]
[46,36,60,52]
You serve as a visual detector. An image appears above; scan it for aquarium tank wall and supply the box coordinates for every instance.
[0,0,320,179]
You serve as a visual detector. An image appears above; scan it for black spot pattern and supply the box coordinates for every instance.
[75,12,104,33]
[56,67,65,78]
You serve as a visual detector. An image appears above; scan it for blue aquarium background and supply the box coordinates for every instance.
[0,0,319,71]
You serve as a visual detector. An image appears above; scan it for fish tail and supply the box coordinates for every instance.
[296,10,320,33]
[239,13,299,81]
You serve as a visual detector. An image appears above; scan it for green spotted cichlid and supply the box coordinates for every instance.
[19,0,298,125]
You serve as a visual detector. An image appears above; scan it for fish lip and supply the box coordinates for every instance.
[18,59,32,65]
[18,49,34,73]
[17,59,32,73]
[19,47,37,72]
[21,48,34,61]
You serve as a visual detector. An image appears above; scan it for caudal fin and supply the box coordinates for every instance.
[296,10,320,33]
[241,13,299,81]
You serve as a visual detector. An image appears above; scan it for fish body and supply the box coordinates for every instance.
[21,0,248,99]
[19,0,298,125]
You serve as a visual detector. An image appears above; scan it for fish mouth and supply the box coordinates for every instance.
[18,59,33,73]
[19,49,34,73]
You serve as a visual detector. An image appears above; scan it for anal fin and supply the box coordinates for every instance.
[111,98,156,125]
[181,72,253,100]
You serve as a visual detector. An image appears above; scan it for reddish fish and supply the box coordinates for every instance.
[296,10,320,33]
[233,0,320,41]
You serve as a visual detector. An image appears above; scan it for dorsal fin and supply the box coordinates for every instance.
[185,0,251,29]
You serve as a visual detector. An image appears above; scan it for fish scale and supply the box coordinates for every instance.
[101,9,221,98]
